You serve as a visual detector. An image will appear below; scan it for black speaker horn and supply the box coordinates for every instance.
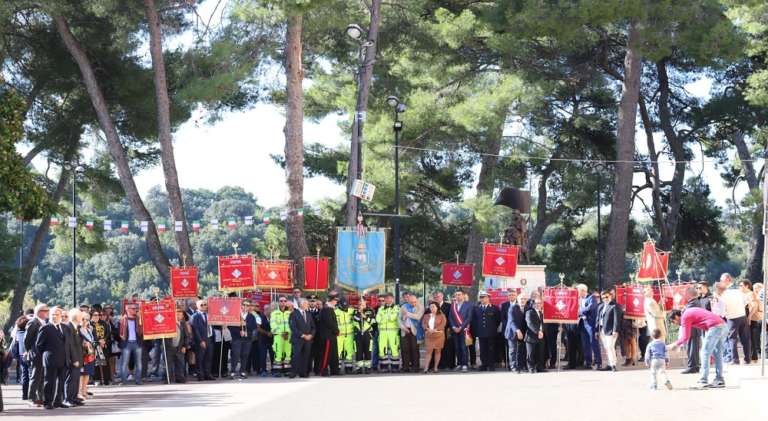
[494,188,531,213]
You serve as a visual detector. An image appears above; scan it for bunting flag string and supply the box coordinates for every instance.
[31,205,322,235]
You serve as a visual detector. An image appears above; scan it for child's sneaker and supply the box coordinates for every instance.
[664,380,673,390]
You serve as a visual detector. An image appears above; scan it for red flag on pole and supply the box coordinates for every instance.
[255,260,292,289]
[481,243,519,278]
[441,263,474,287]
[637,241,670,281]
[218,256,255,291]
[303,256,330,291]
[621,285,645,319]
[140,298,176,339]
[170,267,198,298]
[207,297,242,326]
[542,287,579,324]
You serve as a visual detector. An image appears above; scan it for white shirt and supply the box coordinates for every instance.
[721,289,748,320]
[428,314,435,330]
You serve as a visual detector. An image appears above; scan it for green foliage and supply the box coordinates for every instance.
[0,86,52,219]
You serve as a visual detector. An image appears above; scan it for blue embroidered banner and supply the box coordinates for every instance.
[335,229,386,291]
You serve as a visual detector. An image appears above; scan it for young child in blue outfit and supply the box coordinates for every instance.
[644,328,673,390]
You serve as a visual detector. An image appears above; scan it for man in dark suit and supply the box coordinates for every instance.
[504,293,528,372]
[449,290,473,372]
[317,296,340,376]
[597,290,622,372]
[24,303,49,407]
[524,298,547,373]
[35,307,67,410]
[166,306,191,383]
[289,298,316,378]
[472,291,501,371]
[63,310,83,407]
[228,299,256,379]
[190,299,214,381]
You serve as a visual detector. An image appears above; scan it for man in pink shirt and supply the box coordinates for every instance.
[668,308,727,388]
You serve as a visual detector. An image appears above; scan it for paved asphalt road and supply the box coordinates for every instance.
[2,362,768,420]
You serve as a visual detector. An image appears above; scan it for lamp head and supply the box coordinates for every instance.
[386,95,399,107]
[346,24,364,41]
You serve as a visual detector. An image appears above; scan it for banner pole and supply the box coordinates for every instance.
[157,294,171,385]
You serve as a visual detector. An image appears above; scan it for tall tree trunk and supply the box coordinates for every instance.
[53,15,171,279]
[602,22,642,287]
[465,125,503,299]
[526,162,566,257]
[638,97,667,238]
[3,168,69,332]
[144,0,194,265]
[283,14,309,286]
[345,0,382,226]
[732,132,763,282]
[655,60,686,251]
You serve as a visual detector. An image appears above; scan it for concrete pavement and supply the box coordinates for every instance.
[2,363,768,420]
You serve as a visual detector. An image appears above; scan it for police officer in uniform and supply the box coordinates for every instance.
[472,291,501,371]
[352,300,376,374]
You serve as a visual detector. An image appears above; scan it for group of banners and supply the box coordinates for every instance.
[439,243,520,287]
[218,256,331,292]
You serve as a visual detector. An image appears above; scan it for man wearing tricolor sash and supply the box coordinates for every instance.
[449,290,472,372]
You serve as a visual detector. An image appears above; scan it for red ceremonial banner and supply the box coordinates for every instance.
[669,283,692,309]
[170,267,198,298]
[242,290,272,309]
[207,297,243,326]
[303,256,330,291]
[487,288,520,307]
[481,243,519,278]
[255,260,293,289]
[140,298,176,339]
[619,285,645,319]
[542,287,579,324]
[218,256,255,291]
[637,241,670,281]
[652,286,675,311]
[441,263,474,287]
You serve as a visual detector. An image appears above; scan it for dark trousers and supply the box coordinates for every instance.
[750,320,762,360]
[544,324,559,367]
[311,336,322,374]
[728,316,751,363]
[212,340,230,377]
[29,359,43,402]
[168,346,187,382]
[687,327,701,369]
[507,338,526,370]
[230,338,251,375]
[638,328,650,359]
[566,329,582,367]
[319,336,339,375]
[64,366,80,403]
[478,337,495,370]
[19,361,30,400]
[439,332,455,369]
[468,335,477,366]
[291,339,312,377]
[525,341,545,372]
[355,333,372,365]
[195,338,213,379]
[42,365,65,406]
[454,332,468,367]
[401,332,419,372]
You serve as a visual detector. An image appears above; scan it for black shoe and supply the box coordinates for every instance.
[598,366,611,371]
[288,373,297,379]
[680,368,699,374]
[611,366,618,372]
[44,404,55,410]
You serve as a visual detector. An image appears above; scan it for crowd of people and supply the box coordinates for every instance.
[0,271,764,411]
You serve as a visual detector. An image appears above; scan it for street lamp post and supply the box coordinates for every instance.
[72,164,83,308]
[387,96,405,304]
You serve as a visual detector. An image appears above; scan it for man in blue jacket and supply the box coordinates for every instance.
[449,290,473,372]
[578,285,602,370]
[504,292,528,373]
[190,300,214,381]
